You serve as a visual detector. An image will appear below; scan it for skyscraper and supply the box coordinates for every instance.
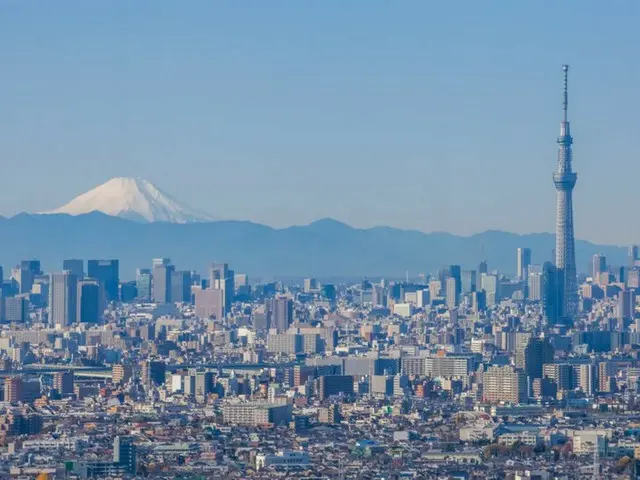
[592,254,607,281]
[62,259,84,278]
[629,245,639,267]
[171,270,192,303]
[516,248,532,281]
[136,268,152,301]
[152,258,173,304]
[77,278,100,323]
[553,65,578,322]
[210,263,234,315]
[541,262,561,326]
[87,259,119,303]
[49,271,78,327]
[268,297,294,331]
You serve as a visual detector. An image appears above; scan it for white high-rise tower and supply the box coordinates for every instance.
[553,65,578,322]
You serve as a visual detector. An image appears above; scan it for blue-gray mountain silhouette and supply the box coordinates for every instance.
[0,213,627,280]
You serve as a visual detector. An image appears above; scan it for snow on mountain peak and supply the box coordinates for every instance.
[47,177,215,223]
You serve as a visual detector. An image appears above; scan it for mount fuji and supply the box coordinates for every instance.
[46,177,214,224]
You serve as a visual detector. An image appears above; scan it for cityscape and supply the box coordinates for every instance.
[0,65,640,480]
[3,2,640,480]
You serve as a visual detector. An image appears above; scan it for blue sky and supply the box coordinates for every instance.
[0,1,638,245]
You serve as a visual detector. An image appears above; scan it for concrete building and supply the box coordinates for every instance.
[482,365,527,404]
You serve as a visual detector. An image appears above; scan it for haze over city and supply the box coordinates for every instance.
[1,1,639,244]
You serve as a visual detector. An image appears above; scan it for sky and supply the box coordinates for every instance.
[0,1,639,245]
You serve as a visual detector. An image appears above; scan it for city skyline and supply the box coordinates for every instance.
[1,2,639,244]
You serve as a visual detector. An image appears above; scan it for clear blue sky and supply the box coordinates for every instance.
[1,1,638,245]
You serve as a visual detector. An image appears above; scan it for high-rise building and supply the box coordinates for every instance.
[480,273,499,306]
[618,289,636,321]
[87,260,119,303]
[541,262,561,326]
[518,336,554,380]
[77,278,100,323]
[482,365,527,404]
[170,270,191,303]
[114,436,137,474]
[528,270,542,301]
[461,270,477,294]
[194,288,224,319]
[112,364,133,384]
[303,278,319,293]
[136,269,152,301]
[4,295,28,322]
[552,65,578,322]
[478,260,488,276]
[49,271,78,327]
[4,376,23,403]
[267,297,294,331]
[62,259,84,278]
[141,360,166,387]
[317,375,354,400]
[152,258,173,304]
[21,260,41,277]
[592,254,607,281]
[445,277,458,309]
[11,266,33,295]
[210,263,234,315]
[629,245,639,267]
[53,371,74,396]
[516,248,532,281]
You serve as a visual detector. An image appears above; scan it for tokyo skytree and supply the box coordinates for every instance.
[553,64,578,321]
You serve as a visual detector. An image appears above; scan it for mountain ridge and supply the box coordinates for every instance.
[0,212,627,279]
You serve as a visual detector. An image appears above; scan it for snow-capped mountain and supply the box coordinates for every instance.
[47,177,214,223]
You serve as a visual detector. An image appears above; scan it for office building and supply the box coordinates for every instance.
[49,271,78,327]
[152,258,173,304]
[481,273,499,306]
[87,259,119,303]
[62,259,84,278]
[210,263,234,315]
[541,262,561,325]
[53,371,74,396]
[141,360,166,387]
[77,278,100,323]
[592,254,607,281]
[461,270,476,294]
[618,289,636,321]
[543,363,572,392]
[267,297,294,331]
[528,270,542,301]
[21,260,41,276]
[517,336,554,380]
[446,277,459,309]
[517,247,532,281]
[4,295,28,323]
[304,278,319,293]
[630,245,639,267]
[170,270,191,303]
[11,266,33,295]
[136,268,152,301]
[317,375,354,400]
[114,436,137,474]
[194,288,224,319]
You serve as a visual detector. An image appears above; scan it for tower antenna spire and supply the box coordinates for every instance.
[562,64,569,122]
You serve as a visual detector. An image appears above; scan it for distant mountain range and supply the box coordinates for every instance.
[0,212,628,280]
